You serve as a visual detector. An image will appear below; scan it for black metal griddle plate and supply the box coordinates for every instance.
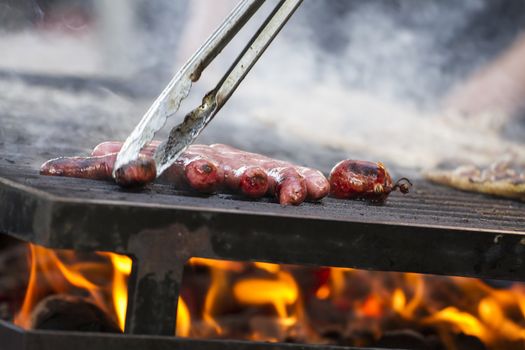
[2,158,525,337]
[2,160,525,280]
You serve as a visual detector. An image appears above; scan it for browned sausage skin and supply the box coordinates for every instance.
[329,160,411,203]
[208,144,329,204]
[91,142,278,201]
[43,141,332,205]
[183,157,223,193]
[40,154,116,180]
[40,154,156,188]
[114,157,157,188]
[238,166,269,198]
[298,167,330,201]
[91,142,221,192]
[268,167,308,206]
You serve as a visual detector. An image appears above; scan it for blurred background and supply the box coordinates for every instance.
[1,0,525,172]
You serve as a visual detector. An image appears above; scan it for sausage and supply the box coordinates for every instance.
[92,142,221,193]
[183,157,223,193]
[329,160,411,203]
[53,141,330,205]
[113,156,157,188]
[146,144,269,198]
[210,144,328,203]
[91,141,160,157]
[40,154,116,180]
[191,146,270,198]
[298,167,330,201]
[268,167,308,206]
[238,166,269,198]
[40,153,156,188]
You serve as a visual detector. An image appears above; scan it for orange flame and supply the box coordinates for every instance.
[425,307,488,342]
[14,244,525,349]
[103,253,132,331]
[15,244,131,332]
[177,298,191,337]
[233,270,299,325]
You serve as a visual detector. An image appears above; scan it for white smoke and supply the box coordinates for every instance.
[190,0,525,169]
[0,0,524,171]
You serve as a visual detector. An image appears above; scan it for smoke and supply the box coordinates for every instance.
[1,0,525,171]
[0,0,43,30]
[191,0,525,169]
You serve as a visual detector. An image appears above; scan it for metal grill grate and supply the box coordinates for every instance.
[1,150,525,339]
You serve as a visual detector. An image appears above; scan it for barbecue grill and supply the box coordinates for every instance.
[1,144,525,350]
[2,1,525,347]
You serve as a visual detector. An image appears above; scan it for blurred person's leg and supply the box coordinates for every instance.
[176,0,238,64]
[94,0,188,94]
[444,33,525,134]
[0,0,43,30]
[94,0,136,77]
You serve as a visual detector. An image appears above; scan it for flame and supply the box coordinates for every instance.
[425,307,488,342]
[392,288,406,312]
[330,268,354,299]
[203,268,228,334]
[14,244,39,329]
[253,262,281,274]
[315,284,331,300]
[233,270,299,325]
[103,253,132,331]
[15,244,131,332]
[360,294,382,318]
[392,274,425,319]
[177,298,191,337]
[14,245,525,348]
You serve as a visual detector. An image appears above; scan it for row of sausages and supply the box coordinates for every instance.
[40,142,411,205]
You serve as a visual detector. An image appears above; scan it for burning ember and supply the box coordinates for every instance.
[12,243,525,349]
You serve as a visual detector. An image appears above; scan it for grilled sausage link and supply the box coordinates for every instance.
[92,142,221,192]
[40,154,116,180]
[91,142,272,200]
[43,141,331,205]
[268,167,308,206]
[208,144,330,203]
[329,160,411,203]
[162,156,224,194]
[40,154,156,188]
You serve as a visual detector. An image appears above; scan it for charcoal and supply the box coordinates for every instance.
[454,334,486,350]
[30,294,121,333]
[374,329,429,349]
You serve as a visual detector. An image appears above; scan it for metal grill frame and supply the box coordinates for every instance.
[1,160,525,347]
[0,320,387,350]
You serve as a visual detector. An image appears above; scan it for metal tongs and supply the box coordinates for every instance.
[114,0,303,177]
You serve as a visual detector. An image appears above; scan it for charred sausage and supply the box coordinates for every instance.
[113,156,157,188]
[329,160,411,203]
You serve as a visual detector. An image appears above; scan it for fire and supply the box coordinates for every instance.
[15,244,131,332]
[103,253,132,331]
[177,298,191,337]
[233,270,299,324]
[13,244,525,349]
[425,307,488,342]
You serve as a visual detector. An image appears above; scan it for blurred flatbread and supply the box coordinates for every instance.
[424,157,525,201]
